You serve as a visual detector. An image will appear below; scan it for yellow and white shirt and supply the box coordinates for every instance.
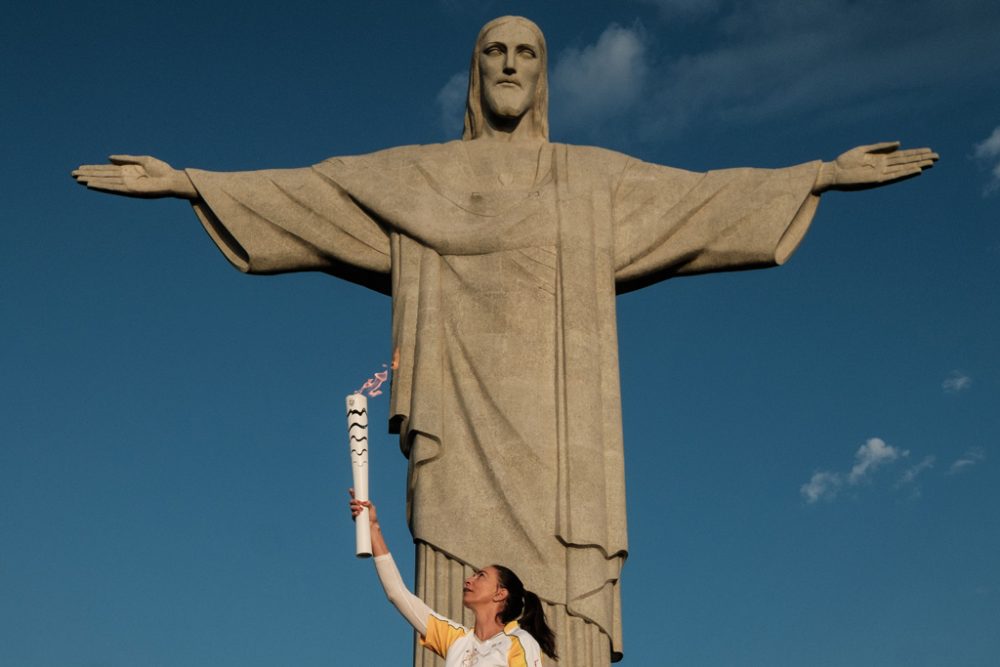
[421,613,543,667]
[374,554,545,666]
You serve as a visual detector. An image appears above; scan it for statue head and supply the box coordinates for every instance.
[463,16,549,141]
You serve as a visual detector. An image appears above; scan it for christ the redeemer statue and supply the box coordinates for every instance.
[73,16,936,666]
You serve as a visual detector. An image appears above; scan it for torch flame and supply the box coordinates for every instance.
[355,349,399,397]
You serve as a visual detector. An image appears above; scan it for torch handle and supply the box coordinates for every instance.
[352,455,372,558]
[347,394,373,558]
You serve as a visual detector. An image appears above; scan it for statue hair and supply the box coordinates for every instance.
[462,16,549,141]
[492,564,558,660]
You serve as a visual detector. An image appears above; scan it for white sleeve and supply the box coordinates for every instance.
[374,553,433,636]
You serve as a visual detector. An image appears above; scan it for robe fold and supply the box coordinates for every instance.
[186,140,821,662]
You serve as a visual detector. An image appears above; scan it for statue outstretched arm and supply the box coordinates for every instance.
[72,155,198,200]
[72,154,392,285]
[812,141,938,194]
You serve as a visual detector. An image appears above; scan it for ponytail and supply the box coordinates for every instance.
[492,565,558,660]
[520,589,557,660]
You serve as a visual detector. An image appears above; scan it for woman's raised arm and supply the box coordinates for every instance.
[350,491,433,636]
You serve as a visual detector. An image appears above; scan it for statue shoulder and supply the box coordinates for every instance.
[558,143,633,172]
[558,144,707,180]
[318,141,462,171]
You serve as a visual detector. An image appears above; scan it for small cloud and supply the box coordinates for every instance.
[801,470,842,504]
[436,71,467,139]
[948,447,986,475]
[973,126,1000,195]
[950,460,975,474]
[897,455,935,485]
[975,126,1000,158]
[943,371,973,394]
[848,437,908,485]
[895,455,935,497]
[802,437,912,503]
[551,23,649,132]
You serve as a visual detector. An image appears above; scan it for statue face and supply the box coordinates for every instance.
[477,21,542,123]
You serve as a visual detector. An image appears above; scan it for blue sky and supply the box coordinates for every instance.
[2,1,998,665]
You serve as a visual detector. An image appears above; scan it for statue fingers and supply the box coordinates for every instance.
[73,164,124,176]
[885,156,933,170]
[886,149,939,165]
[80,176,131,193]
[896,147,937,158]
[886,156,937,169]
[73,172,124,185]
[72,166,125,185]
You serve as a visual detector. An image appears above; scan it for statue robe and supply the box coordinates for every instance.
[186,140,821,662]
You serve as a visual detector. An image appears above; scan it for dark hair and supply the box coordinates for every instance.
[492,564,558,660]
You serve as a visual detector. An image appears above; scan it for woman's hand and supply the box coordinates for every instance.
[350,489,388,556]
[349,488,378,525]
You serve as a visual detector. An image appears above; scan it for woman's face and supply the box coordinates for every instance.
[463,566,506,608]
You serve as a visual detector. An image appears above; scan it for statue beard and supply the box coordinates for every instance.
[482,85,534,125]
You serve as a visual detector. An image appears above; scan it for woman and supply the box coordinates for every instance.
[350,490,558,666]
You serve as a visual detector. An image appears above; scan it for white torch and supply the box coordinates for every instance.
[346,393,372,558]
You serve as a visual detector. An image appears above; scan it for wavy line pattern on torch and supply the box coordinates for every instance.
[350,435,368,443]
[351,448,369,456]
[347,408,368,416]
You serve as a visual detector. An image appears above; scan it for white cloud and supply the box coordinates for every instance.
[942,371,973,394]
[550,23,649,132]
[801,470,842,504]
[436,71,467,139]
[974,126,1000,159]
[848,437,908,485]
[973,126,1000,195]
[802,437,912,503]
[631,0,1000,138]
[896,455,935,491]
[948,447,986,475]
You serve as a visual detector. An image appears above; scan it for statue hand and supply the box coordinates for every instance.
[814,142,938,193]
[72,155,198,199]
